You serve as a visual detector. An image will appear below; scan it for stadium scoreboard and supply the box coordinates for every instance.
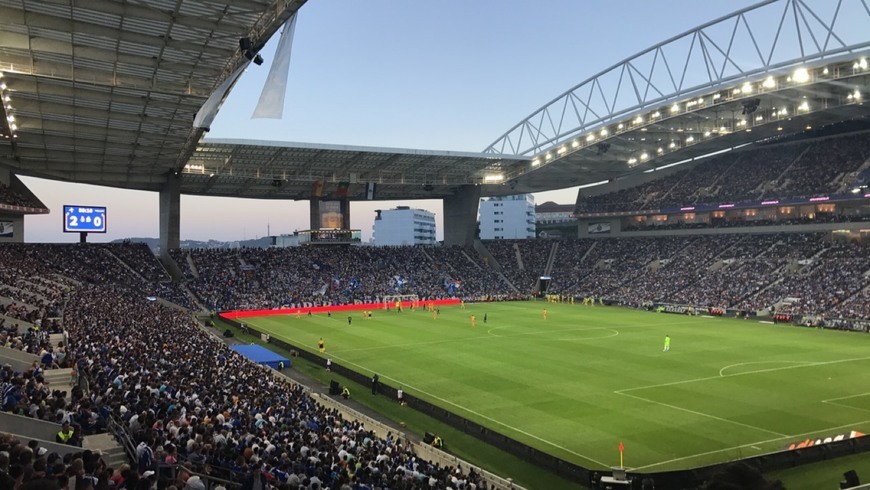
[63,205,107,233]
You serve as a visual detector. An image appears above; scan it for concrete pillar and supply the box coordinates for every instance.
[443,185,481,248]
[309,199,320,229]
[340,199,350,230]
[159,174,181,255]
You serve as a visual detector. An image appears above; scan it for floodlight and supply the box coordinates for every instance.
[793,67,810,83]
[762,76,775,88]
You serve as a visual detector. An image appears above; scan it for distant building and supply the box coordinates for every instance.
[535,201,578,239]
[271,232,308,247]
[535,201,576,224]
[372,207,436,246]
[479,194,535,240]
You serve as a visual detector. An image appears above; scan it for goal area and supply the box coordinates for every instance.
[382,294,420,309]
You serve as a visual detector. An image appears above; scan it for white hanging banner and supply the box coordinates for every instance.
[252,13,298,119]
[193,61,250,130]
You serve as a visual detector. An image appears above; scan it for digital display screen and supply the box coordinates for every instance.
[319,200,343,229]
[63,205,107,233]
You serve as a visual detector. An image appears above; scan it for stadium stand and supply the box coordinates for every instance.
[0,243,505,488]
[576,130,870,213]
[0,182,44,209]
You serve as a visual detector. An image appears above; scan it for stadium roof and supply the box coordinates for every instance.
[0,0,304,190]
[181,139,529,200]
[0,0,868,202]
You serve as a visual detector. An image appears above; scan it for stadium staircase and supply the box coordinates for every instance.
[836,154,870,193]
[513,243,525,271]
[180,283,208,312]
[0,344,74,396]
[472,240,520,293]
[185,252,200,279]
[544,241,559,277]
[764,144,814,197]
[83,432,128,467]
[158,253,187,282]
[648,162,700,208]
[103,249,150,285]
[579,240,598,263]
[472,240,501,272]
[704,154,747,201]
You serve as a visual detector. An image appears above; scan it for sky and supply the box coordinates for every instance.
[20,0,764,243]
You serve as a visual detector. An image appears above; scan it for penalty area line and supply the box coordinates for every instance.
[633,417,870,471]
[614,391,787,438]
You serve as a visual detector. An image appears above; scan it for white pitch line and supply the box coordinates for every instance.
[821,392,870,413]
[615,390,788,438]
[270,330,612,468]
[617,354,870,394]
[719,360,815,377]
[632,417,870,471]
[822,392,870,403]
[750,446,762,450]
[555,329,620,342]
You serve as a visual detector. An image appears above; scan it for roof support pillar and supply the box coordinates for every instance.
[443,185,481,248]
[309,198,320,230]
[159,173,181,255]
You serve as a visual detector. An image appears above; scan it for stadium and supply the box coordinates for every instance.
[0,0,869,489]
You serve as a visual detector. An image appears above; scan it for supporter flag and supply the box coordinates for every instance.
[312,180,325,198]
[336,182,350,198]
[315,283,328,296]
[332,275,340,289]
[366,182,377,200]
[350,277,361,289]
[146,296,157,301]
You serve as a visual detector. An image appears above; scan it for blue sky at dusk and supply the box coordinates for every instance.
[22,0,767,242]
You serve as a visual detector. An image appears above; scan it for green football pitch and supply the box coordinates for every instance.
[243,302,870,472]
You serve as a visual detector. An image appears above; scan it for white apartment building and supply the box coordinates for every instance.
[479,194,535,240]
[372,206,436,246]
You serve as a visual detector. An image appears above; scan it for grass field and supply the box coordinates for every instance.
[242,301,870,473]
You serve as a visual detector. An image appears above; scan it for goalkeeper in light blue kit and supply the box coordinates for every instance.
[663,334,671,352]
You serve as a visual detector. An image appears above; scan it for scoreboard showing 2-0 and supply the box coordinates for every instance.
[63,205,107,233]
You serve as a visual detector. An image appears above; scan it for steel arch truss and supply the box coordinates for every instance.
[484,0,870,156]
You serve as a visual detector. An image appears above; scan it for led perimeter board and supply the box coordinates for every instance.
[63,205,107,233]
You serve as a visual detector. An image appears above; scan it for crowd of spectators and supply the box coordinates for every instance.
[622,212,870,232]
[772,133,870,198]
[179,245,516,312]
[483,240,550,292]
[0,432,119,489]
[484,233,868,321]
[58,284,491,489]
[0,182,44,209]
[0,243,498,488]
[576,130,870,214]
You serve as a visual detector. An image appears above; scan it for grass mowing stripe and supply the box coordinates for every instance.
[245,302,870,471]
[264,327,612,468]
[633,417,870,471]
[615,390,788,438]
